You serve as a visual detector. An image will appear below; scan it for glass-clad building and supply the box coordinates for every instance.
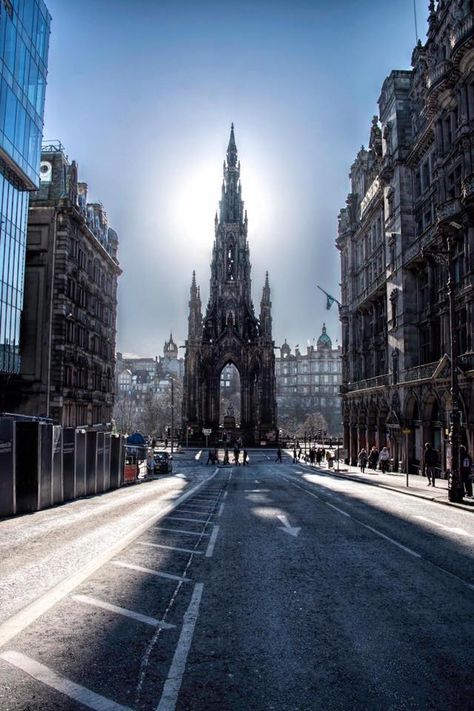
[0,0,50,373]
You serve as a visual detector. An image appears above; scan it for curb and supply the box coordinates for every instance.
[296,462,473,513]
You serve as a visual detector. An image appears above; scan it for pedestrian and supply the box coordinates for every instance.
[309,448,315,466]
[378,446,390,473]
[206,448,213,465]
[316,448,322,466]
[213,447,219,465]
[243,449,248,465]
[368,446,379,471]
[298,446,302,460]
[224,447,229,465]
[275,447,282,463]
[423,442,438,487]
[358,448,368,473]
[234,445,240,465]
[293,447,297,463]
[460,445,473,498]
[146,449,154,477]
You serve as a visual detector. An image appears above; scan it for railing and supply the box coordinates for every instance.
[436,197,462,224]
[426,60,453,92]
[462,174,474,201]
[451,14,474,54]
[355,271,386,306]
[403,229,437,267]
[403,361,439,383]
[346,374,389,392]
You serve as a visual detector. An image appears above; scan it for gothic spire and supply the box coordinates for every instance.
[227,122,238,168]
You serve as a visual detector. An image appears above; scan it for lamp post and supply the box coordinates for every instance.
[445,232,463,502]
[169,376,174,456]
[425,219,464,502]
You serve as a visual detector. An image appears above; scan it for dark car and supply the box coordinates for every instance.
[153,451,173,474]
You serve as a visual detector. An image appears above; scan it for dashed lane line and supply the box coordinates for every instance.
[0,469,219,649]
[111,561,191,582]
[0,650,133,711]
[154,527,210,537]
[137,542,203,555]
[156,583,204,711]
[166,516,211,525]
[72,595,175,628]
[205,525,220,558]
[218,502,225,517]
[281,474,474,589]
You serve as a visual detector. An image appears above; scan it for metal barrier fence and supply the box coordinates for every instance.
[0,416,129,518]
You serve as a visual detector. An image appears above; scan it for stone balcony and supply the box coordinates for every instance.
[451,15,474,61]
[403,361,438,383]
[426,60,454,95]
[461,174,474,204]
[436,197,463,226]
[346,373,389,392]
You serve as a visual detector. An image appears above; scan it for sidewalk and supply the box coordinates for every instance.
[286,453,474,512]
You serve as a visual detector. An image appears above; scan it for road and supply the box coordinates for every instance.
[0,453,473,710]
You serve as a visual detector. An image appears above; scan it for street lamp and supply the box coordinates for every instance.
[424,220,464,502]
[169,375,175,456]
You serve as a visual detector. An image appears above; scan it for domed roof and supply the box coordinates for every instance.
[280,339,291,357]
[317,324,332,350]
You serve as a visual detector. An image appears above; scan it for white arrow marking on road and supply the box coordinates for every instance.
[415,516,472,537]
[277,514,301,538]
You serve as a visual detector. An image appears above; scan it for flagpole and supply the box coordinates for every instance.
[316,285,342,308]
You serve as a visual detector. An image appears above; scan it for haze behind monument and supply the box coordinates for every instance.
[42,0,429,356]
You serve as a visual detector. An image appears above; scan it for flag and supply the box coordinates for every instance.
[326,294,336,310]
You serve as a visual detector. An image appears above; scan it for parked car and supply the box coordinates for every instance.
[153,451,173,474]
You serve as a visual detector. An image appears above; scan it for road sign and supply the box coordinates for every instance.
[202,428,211,436]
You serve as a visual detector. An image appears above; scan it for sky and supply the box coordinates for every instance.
[42,0,429,357]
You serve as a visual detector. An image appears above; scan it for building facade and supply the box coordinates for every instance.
[0,0,50,377]
[182,125,277,445]
[338,1,474,471]
[5,142,121,425]
[275,325,342,436]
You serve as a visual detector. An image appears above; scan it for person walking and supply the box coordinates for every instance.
[309,448,316,466]
[423,442,438,487]
[358,448,368,473]
[243,449,248,465]
[316,448,322,466]
[206,448,213,465]
[275,447,282,463]
[378,446,390,473]
[293,447,297,464]
[368,446,379,471]
[223,447,229,465]
[233,445,240,465]
[460,445,473,498]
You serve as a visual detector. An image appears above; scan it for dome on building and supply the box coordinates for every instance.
[280,339,291,358]
[317,323,332,350]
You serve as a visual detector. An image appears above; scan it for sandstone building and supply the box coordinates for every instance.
[275,325,342,436]
[6,142,121,426]
[337,1,474,471]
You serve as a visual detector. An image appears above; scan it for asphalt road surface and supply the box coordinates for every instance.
[1,453,473,710]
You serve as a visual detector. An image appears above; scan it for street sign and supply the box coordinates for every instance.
[401,428,412,435]
[202,428,211,436]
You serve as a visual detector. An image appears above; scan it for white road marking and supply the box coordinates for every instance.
[0,470,218,649]
[415,516,472,537]
[72,594,175,628]
[205,525,220,557]
[195,450,202,460]
[154,527,210,537]
[112,561,191,582]
[218,502,225,517]
[325,502,351,518]
[0,650,133,711]
[223,491,228,500]
[277,514,301,538]
[166,516,210,525]
[137,542,203,555]
[156,583,204,711]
